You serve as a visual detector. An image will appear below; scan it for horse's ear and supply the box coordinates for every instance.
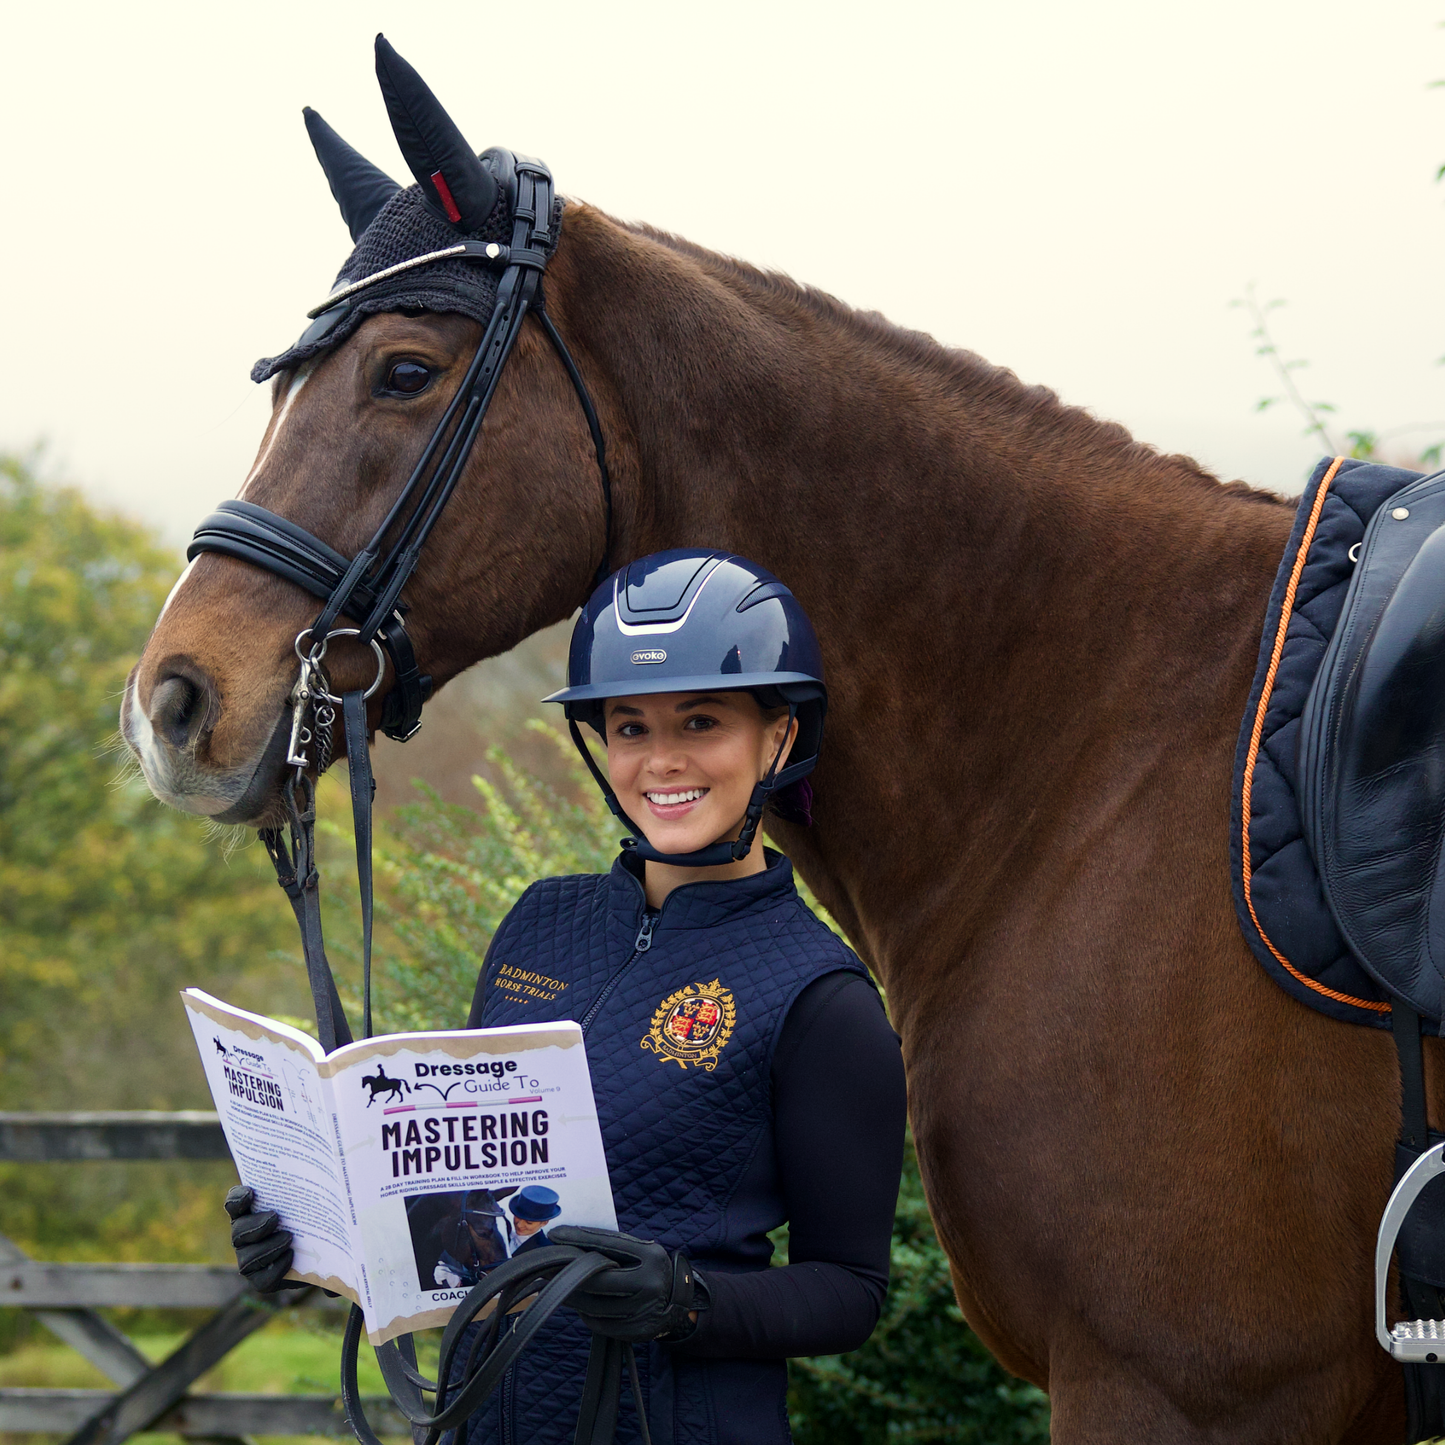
[303,107,401,242]
[373,33,498,232]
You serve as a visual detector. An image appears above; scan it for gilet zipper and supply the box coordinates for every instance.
[579,911,655,1036]
[501,1361,514,1445]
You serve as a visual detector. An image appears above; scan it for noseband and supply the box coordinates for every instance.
[184,158,612,1052]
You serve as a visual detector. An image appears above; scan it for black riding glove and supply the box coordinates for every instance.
[551,1225,697,1342]
[224,1185,295,1293]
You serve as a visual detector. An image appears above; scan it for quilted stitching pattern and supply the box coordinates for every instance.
[462,853,862,1445]
[1231,456,1439,1032]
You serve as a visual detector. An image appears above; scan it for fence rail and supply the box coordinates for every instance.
[0,1388,411,1436]
[0,1112,230,1164]
[0,1111,396,1443]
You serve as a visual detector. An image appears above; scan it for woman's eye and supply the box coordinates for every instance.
[383,361,432,395]
[615,722,645,738]
[683,715,717,731]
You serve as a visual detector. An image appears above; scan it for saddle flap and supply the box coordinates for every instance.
[1301,468,1445,1021]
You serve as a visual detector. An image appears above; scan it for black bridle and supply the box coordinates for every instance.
[185,162,639,1445]
[190,159,611,751]
[186,157,611,1050]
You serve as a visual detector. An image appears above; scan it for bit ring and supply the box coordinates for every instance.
[293,628,387,702]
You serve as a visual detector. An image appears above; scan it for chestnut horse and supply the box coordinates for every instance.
[123,203,1422,1441]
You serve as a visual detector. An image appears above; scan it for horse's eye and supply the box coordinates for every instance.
[383,361,432,396]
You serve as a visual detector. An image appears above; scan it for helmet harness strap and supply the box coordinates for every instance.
[568,704,798,869]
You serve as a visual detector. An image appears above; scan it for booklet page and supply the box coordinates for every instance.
[183,990,617,1345]
[182,990,359,1299]
[326,1021,616,1342]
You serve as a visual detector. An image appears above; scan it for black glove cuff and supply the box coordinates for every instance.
[657,1267,706,1345]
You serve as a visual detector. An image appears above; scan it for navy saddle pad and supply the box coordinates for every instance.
[1231,456,1445,1032]
[1300,466,1445,1023]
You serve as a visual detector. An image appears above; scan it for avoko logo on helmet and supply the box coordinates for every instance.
[630,649,667,664]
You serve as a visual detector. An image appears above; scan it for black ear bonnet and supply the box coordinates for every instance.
[253,35,560,383]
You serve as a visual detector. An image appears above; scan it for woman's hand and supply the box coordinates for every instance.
[223,1185,295,1293]
[550,1225,697,1341]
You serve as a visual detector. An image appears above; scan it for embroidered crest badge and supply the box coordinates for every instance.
[641,979,737,1071]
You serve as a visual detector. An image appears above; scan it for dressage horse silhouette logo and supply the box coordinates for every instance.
[213,1038,228,1058]
[361,1065,409,1108]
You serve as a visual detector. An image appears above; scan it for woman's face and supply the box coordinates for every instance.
[603,692,795,857]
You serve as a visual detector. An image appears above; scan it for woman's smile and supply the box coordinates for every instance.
[644,786,710,819]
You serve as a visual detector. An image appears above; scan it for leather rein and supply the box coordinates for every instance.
[185,161,638,1445]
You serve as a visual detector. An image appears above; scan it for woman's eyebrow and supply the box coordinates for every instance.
[676,695,728,711]
[608,704,645,717]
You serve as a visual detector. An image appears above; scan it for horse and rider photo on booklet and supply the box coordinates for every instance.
[180,989,616,1344]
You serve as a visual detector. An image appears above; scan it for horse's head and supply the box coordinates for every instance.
[123,39,614,826]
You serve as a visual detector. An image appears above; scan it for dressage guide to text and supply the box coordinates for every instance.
[182,989,617,1343]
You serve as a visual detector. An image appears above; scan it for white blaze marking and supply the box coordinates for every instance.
[155,558,197,627]
[238,363,314,499]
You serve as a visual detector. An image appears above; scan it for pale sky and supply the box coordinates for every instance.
[4,0,1444,545]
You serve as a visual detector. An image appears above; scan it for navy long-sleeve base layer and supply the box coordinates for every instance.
[678,969,906,1358]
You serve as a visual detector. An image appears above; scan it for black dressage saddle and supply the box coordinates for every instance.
[1300,467,1445,1439]
[1301,468,1445,1022]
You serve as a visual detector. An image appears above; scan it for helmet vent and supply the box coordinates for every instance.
[621,553,722,623]
[736,580,793,613]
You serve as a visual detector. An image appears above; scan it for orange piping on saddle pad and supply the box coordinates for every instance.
[1239,455,1392,1014]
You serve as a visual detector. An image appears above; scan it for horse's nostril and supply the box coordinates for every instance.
[150,672,211,751]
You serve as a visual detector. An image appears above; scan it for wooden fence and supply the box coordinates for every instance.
[0,1112,406,1443]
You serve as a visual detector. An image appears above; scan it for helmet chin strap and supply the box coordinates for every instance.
[567,706,797,869]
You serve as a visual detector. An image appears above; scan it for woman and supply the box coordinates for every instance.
[229,549,906,1445]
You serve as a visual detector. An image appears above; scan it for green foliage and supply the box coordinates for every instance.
[316,720,619,1034]
[1234,287,1445,473]
[785,1139,1049,1444]
[0,455,313,1296]
[0,453,303,1113]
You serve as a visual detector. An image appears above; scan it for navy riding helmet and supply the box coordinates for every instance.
[543,549,826,867]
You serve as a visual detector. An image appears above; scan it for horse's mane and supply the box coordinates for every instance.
[624,219,1288,510]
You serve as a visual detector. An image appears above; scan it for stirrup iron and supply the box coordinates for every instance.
[1377,1141,1445,1361]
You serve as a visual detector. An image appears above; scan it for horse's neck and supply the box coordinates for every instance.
[552,208,1294,977]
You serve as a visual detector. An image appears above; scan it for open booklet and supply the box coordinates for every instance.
[182,989,617,1344]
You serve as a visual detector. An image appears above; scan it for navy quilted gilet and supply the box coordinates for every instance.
[462,851,866,1445]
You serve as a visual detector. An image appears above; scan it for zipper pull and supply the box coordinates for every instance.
[634,913,656,953]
